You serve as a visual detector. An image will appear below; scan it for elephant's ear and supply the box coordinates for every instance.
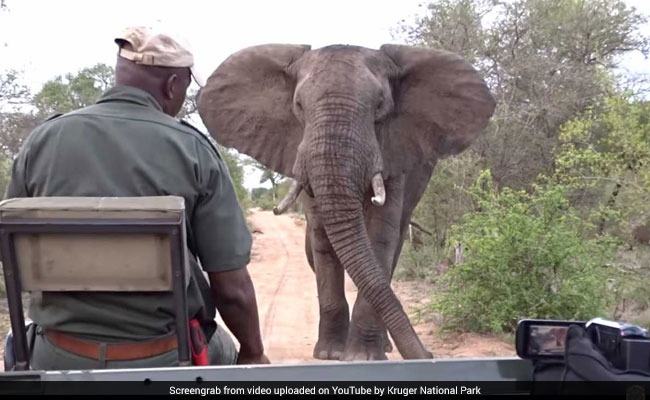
[198,44,311,177]
[380,44,495,163]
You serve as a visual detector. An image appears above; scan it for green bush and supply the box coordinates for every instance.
[411,152,484,256]
[434,170,620,334]
[220,149,250,212]
[395,242,444,283]
[255,194,277,211]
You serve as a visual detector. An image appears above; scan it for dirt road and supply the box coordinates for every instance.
[234,209,515,363]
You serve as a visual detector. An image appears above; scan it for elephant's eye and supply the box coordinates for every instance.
[376,95,385,112]
[296,100,304,113]
[375,98,386,118]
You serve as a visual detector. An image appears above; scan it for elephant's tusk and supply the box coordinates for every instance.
[273,179,302,215]
[371,173,386,207]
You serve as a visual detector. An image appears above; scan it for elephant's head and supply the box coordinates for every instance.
[198,44,495,359]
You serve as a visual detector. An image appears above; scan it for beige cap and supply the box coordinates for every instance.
[114,26,205,87]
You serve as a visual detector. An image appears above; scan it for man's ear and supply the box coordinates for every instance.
[164,74,177,100]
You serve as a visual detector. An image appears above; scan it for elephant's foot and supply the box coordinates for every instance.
[313,336,347,360]
[314,304,349,360]
[342,324,389,361]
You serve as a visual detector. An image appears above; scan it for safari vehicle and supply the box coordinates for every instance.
[0,196,534,394]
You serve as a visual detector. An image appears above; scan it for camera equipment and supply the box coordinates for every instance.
[516,318,650,372]
[516,319,584,359]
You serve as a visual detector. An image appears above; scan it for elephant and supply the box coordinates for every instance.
[197,43,496,361]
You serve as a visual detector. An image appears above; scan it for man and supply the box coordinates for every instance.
[4,26,269,369]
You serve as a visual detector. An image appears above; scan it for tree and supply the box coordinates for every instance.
[0,64,116,161]
[249,179,297,212]
[400,0,650,266]
[259,169,284,202]
[0,1,33,198]
[0,3,35,186]
[553,94,650,239]
[244,158,285,203]
[0,70,35,157]
[178,88,199,120]
[0,112,38,157]
[399,0,649,187]
[32,64,114,117]
[0,70,30,108]
[433,94,650,332]
[220,148,250,209]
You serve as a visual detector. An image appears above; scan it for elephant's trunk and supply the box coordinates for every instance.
[304,126,431,360]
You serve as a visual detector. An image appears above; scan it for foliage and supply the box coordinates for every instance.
[32,64,114,117]
[410,152,484,252]
[250,179,298,213]
[0,153,13,198]
[553,94,650,237]
[244,158,285,203]
[219,147,251,211]
[399,1,650,310]
[177,88,199,120]
[251,188,277,211]
[0,64,117,163]
[397,152,483,280]
[421,94,650,334]
[434,170,619,333]
[0,70,37,157]
[0,69,30,108]
[551,94,650,322]
[0,112,37,158]
[397,0,649,189]
[244,157,298,211]
[395,241,442,282]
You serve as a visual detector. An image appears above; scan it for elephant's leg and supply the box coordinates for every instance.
[392,160,436,272]
[385,162,437,349]
[342,175,406,361]
[310,219,350,360]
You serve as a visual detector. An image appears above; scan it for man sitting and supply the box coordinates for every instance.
[4,26,269,369]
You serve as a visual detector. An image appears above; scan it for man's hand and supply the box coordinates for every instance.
[236,352,271,365]
[209,267,267,365]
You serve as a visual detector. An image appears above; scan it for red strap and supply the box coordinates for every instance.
[189,319,209,366]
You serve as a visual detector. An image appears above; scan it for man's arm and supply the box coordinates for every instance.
[208,268,269,364]
[191,141,269,364]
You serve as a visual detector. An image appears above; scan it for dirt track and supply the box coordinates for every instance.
[227,209,515,363]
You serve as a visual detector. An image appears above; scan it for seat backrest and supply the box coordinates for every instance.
[0,196,187,292]
[0,196,191,370]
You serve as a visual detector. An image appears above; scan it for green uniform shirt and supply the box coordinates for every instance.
[5,85,252,341]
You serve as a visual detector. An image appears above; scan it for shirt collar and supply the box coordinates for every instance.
[96,85,164,112]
